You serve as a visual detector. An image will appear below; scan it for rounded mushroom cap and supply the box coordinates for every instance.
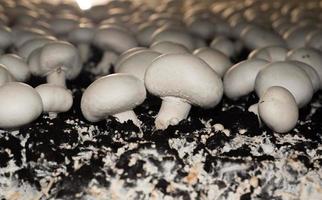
[289,60,320,92]
[0,25,12,50]
[117,49,161,81]
[151,28,195,50]
[283,25,316,49]
[18,36,56,59]
[93,26,138,54]
[35,84,73,114]
[27,48,42,76]
[0,82,43,128]
[0,54,30,82]
[224,59,269,100]
[150,41,190,54]
[136,23,159,46]
[186,18,216,40]
[81,74,146,122]
[286,47,322,87]
[248,45,288,62]
[193,47,232,77]
[114,47,147,71]
[210,36,236,58]
[259,86,298,133]
[49,17,79,37]
[68,26,95,44]
[39,41,81,80]
[13,28,46,48]
[0,64,14,86]
[145,53,223,108]
[255,61,313,108]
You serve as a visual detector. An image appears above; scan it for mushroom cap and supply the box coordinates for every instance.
[193,47,232,77]
[35,84,73,114]
[186,18,216,39]
[18,36,56,59]
[27,48,42,76]
[286,47,322,87]
[136,23,159,46]
[13,28,46,48]
[93,26,138,54]
[0,82,43,128]
[283,25,316,49]
[224,59,269,100]
[258,86,298,133]
[150,41,190,54]
[0,25,12,49]
[145,53,223,108]
[68,26,95,44]
[151,28,195,50]
[255,61,313,108]
[0,64,14,86]
[81,74,146,122]
[306,30,322,51]
[39,41,82,80]
[248,45,288,62]
[0,54,30,82]
[210,36,236,58]
[114,47,147,71]
[117,49,161,81]
[49,17,79,37]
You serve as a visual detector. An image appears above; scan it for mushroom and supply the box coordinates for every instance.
[116,49,161,81]
[18,36,56,59]
[224,59,269,100]
[0,54,30,82]
[248,46,288,62]
[286,47,322,88]
[255,61,313,108]
[136,23,159,46]
[0,82,43,129]
[0,64,14,86]
[39,41,82,88]
[35,84,73,118]
[150,41,190,55]
[145,53,223,130]
[93,25,138,75]
[0,25,12,54]
[258,86,298,133]
[27,48,42,76]
[193,47,232,77]
[114,47,147,71]
[67,24,94,63]
[81,74,146,127]
[210,36,236,58]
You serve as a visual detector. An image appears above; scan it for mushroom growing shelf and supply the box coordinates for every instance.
[1,49,322,200]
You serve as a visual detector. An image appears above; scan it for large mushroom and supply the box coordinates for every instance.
[145,53,223,130]
[0,82,43,129]
[81,74,146,127]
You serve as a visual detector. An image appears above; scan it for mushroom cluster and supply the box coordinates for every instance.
[0,0,320,136]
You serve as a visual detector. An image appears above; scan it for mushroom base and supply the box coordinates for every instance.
[155,96,192,130]
[46,68,66,88]
[113,110,141,127]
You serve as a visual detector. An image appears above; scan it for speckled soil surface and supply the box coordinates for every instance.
[1,53,322,200]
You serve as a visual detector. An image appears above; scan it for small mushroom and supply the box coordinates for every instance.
[39,41,81,87]
[0,82,43,129]
[35,84,73,118]
[0,64,14,86]
[81,74,146,127]
[145,53,223,130]
[18,36,56,59]
[193,47,232,77]
[210,36,236,58]
[114,47,147,71]
[255,61,313,108]
[0,54,30,82]
[150,41,189,55]
[0,25,12,54]
[116,49,161,81]
[248,46,288,62]
[224,59,269,100]
[258,86,298,133]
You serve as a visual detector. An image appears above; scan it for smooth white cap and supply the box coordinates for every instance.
[150,41,190,54]
[81,74,146,122]
[18,36,56,59]
[0,54,30,82]
[248,46,288,62]
[0,64,14,86]
[114,47,147,71]
[259,86,298,133]
[0,82,43,128]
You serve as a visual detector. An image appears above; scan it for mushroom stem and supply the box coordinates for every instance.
[46,68,66,88]
[78,43,90,63]
[155,96,192,130]
[113,110,141,127]
[95,51,118,75]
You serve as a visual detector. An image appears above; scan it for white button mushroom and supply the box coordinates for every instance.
[18,36,56,59]
[286,47,322,88]
[255,61,314,108]
[136,23,159,46]
[145,53,223,130]
[0,64,14,86]
[0,25,12,55]
[39,41,81,88]
[35,84,73,119]
[224,59,269,100]
[0,54,30,82]
[258,86,298,133]
[0,82,43,129]
[193,47,232,77]
[150,41,190,55]
[114,47,147,71]
[27,48,42,77]
[210,36,236,58]
[248,46,288,62]
[283,25,316,49]
[81,74,146,127]
[116,49,161,81]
